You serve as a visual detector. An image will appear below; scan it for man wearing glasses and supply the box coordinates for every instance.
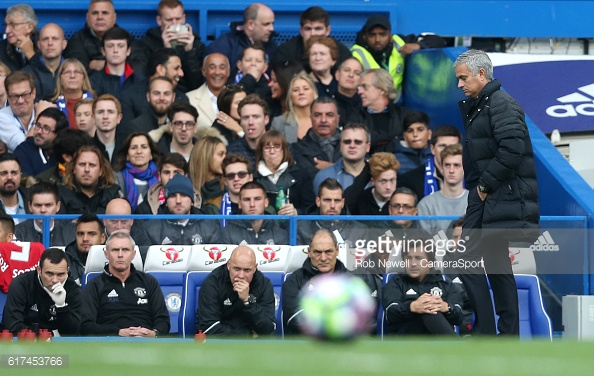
[14,108,68,177]
[0,71,39,152]
[157,102,197,159]
[0,4,38,71]
[80,231,170,337]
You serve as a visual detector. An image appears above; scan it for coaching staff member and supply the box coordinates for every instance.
[195,245,276,337]
[453,49,539,336]
[80,232,170,337]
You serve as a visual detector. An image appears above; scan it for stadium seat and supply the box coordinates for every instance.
[261,271,284,336]
[0,290,7,324]
[84,245,143,273]
[83,272,102,287]
[285,246,308,273]
[180,271,210,338]
[187,244,235,271]
[250,245,291,272]
[144,245,192,272]
[147,271,186,336]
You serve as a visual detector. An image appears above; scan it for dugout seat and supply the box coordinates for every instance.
[250,245,291,272]
[180,271,211,338]
[0,290,7,324]
[82,245,143,287]
[187,244,235,271]
[285,245,308,273]
[261,271,284,336]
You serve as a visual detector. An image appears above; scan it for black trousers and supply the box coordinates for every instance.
[399,314,456,336]
[458,188,519,336]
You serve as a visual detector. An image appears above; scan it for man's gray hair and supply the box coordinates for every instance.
[106,231,136,250]
[7,4,38,31]
[361,69,397,101]
[453,49,493,80]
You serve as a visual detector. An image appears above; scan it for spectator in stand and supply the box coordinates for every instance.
[267,60,304,119]
[23,23,67,101]
[0,4,38,71]
[218,181,289,245]
[206,3,277,68]
[273,7,352,73]
[227,94,270,167]
[14,181,76,246]
[137,0,205,91]
[74,98,96,137]
[1,248,82,336]
[157,102,197,159]
[0,153,29,223]
[307,36,339,98]
[92,94,123,164]
[271,72,318,144]
[349,152,400,215]
[394,110,433,176]
[228,44,271,101]
[45,58,95,128]
[113,132,161,211]
[64,214,107,285]
[186,53,231,130]
[347,68,407,153]
[189,135,226,210]
[0,62,10,108]
[136,152,201,215]
[0,71,39,153]
[14,108,68,177]
[204,153,253,217]
[213,84,247,145]
[334,58,363,126]
[253,130,312,214]
[58,145,124,214]
[90,27,145,98]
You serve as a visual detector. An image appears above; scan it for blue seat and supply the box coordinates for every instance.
[82,272,102,287]
[0,290,7,324]
[261,271,284,336]
[147,271,186,336]
[180,271,210,338]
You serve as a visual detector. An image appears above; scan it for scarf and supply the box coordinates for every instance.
[121,161,159,210]
[219,192,233,228]
[423,156,439,197]
[309,130,341,162]
[56,91,93,120]
[258,160,289,185]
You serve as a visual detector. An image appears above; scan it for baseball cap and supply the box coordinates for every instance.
[362,15,391,33]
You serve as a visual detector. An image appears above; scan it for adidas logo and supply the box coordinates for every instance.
[547,83,594,118]
[107,289,118,298]
[308,284,314,291]
[371,290,377,298]
[452,277,462,284]
[223,298,232,306]
[530,231,559,251]
[406,288,416,295]
[162,237,172,245]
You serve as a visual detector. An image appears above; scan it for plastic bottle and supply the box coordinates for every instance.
[0,329,13,342]
[38,329,53,342]
[276,187,287,211]
[194,330,206,343]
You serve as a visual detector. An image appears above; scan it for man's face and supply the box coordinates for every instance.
[104,199,133,235]
[335,58,362,92]
[371,169,397,202]
[240,104,268,142]
[316,187,344,215]
[73,151,102,189]
[169,111,196,146]
[311,102,339,138]
[239,188,268,215]
[450,225,463,251]
[363,26,391,52]
[0,160,21,196]
[166,193,193,215]
[75,103,94,133]
[0,224,12,242]
[38,24,67,60]
[431,136,460,167]
[300,20,330,43]
[157,5,186,31]
[224,162,252,196]
[36,259,68,290]
[105,236,136,274]
[102,39,130,66]
[247,6,275,43]
[455,62,488,99]
[357,73,384,109]
[237,48,268,76]
[389,193,418,227]
[76,221,106,253]
[4,11,34,46]
[29,193,60,216]
[159,56,184,87]
[201,54,230,93]
[94,100,121,133]
[404,248,430,281]
[86,1,117,35]
[7,80,35,118]
[159,163,184,186]
[308,232,338,273]
[442,154,464,187]
[33,116,58,148]
[227,249,257,284]
[147,79,175,117]
[340,128,369,163]
[403,122,431,150]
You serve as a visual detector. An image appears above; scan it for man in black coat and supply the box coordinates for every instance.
[453,49,539,336]
[196,245,276,336]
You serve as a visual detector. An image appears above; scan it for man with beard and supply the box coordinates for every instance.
[117,76,175,142]
[14,108,68,177]
[0,153,29,224]
[64,214,107,285]
[92,94,123,164]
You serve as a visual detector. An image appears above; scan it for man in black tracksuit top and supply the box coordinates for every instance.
[196,246,275,336]
[1,248,81,335]
[382,239,464,335]
[80,232,170,337]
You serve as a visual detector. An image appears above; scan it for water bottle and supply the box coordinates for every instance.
[276,186,287,211]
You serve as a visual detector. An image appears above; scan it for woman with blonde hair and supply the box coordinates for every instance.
[270,72,318,144]
[0,62,11,108]
[49,58,95,128]
[189,135,227,209]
